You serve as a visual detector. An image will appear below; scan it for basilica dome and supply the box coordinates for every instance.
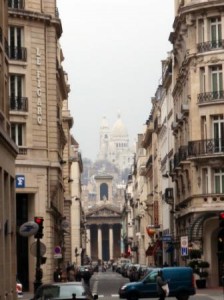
[111,113,128,137]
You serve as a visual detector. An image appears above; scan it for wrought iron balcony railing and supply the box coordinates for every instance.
[10,96,28,112]
[18,147,27,155]
[198,91,224,104]
[188,138,224,157]
[197,40,224,53]
[8,46,27,61]
[8,0,24,9]
[173,145,188,169]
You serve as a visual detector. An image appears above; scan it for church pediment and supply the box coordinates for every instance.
[86,204,121,218]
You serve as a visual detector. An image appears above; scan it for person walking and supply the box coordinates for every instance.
[156,270,167,300]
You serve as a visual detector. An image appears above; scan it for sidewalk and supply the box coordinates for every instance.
[197,287,224,296]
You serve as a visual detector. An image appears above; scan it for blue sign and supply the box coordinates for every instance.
[16,175,25,188]
[162,235,172,242]
[181,247,188,256]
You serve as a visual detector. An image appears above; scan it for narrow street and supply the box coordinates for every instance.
[22,268,224,300]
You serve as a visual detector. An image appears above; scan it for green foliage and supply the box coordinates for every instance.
[187,259,210,279]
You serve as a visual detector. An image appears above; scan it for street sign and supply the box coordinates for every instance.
[181,247,188,256]
[30,241,46,257]
[181,236,188,256]
[54,246,61,254]
[54,253,62,259]
[16,175,25,188]
[19,221,39,237]
[162,235,172,242]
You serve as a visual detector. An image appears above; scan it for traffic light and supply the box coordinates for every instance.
[219,212,224,228]
[34,217,44,239]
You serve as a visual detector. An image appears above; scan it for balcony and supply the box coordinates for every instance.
[8,46,27,61]
[173,146,188,169]
[8,0,24,9]
[10,96,28,112]
[188,138,224,157]
[18,147,27,155]
[197,40,224,53]
[198,91,224,104]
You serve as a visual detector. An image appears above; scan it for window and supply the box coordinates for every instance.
[210,17,222,48]
[211,65,223,99]
[198,19,205,43]
[9,74,25,110]
[200,67,206,93]
[202,168,208,194]
[213,115,224,152]
[8,0,24,9]
[100,183,108,200]
[213,168,224,193]
[11,123,25,146]
[8,26,26,60]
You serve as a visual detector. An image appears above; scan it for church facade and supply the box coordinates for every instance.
[83,115,134,262]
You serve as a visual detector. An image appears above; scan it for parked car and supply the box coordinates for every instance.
[119,267,196,300]
[31,282,98,300]
[16,279,23,298]
[77,265,93,280]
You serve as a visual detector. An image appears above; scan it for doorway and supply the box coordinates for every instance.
[16,193,29,290]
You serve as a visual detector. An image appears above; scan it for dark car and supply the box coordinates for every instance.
[119,267,196,300]
[31,282,98,300]
[77,265,93,279]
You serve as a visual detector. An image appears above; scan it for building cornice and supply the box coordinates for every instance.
[8,9,62,38]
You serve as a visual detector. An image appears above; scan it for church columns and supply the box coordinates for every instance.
[86,225,91,258]
[98,225,102,260]
[109,225,114,260]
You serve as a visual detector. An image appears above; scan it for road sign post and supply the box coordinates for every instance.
[181,236,188,257]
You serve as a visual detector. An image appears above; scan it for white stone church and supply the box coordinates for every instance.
[97,113,134,172]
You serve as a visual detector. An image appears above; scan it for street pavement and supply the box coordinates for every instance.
[21,270,224,300]
[22,288,224,300]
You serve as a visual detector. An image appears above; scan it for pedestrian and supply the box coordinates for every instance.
[67,265,76,281]
[54,267,62,282]
[156,270,168,300]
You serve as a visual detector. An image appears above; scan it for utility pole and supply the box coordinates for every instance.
[33,217,44,293]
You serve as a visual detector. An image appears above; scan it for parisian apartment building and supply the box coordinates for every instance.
[7,0,82,294]
[0,0,18,299]
[125,0,224,288]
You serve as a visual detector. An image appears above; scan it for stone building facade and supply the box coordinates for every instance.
[125,0,224,288]
[8,0,72,291]
[0,1,18,299]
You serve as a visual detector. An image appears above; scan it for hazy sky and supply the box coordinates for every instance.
[57,0,174,161]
